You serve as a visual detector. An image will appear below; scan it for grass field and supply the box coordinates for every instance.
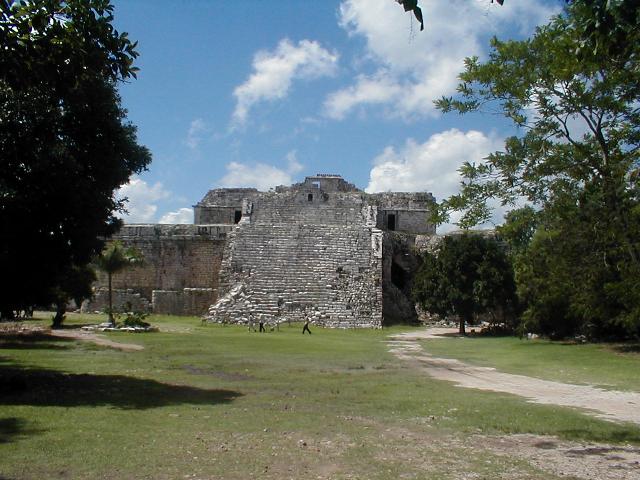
[421,335,640,392]
[1,313,640,479]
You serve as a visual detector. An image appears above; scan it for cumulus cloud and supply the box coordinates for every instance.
[366,128,511,231]
[326,0,559,120]
[325,71,403,120]
[232,39,338,126]
[186,118,209,149]
[217,150,304,191]
[117,177,172,223]
[159,207,193,224]
[366,129,502,198]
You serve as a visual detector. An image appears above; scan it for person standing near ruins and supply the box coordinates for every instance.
[302,316,311,334]
[259,319,265,333]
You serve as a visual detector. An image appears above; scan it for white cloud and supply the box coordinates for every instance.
[186,118,208,149]
[232,39,338,126]
[327,0,559,120]
[159,208,193,224]
[324,71,403,120]
[366,128,501,197]
[284,150,303,174]
[366,128,508,233]
[117,176,172,223]
[366,128,506,231]
[217,150,304,191]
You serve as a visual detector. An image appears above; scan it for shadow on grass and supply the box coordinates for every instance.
[559,428,640,444]
[0,417,43,444]
[0,333,75,350]
[0,366,242,410]
[612,344,640,354]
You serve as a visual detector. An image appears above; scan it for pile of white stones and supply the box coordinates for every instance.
[81,322,158,333]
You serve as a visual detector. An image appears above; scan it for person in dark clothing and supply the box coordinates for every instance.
[302,318,311,334]
[259,320,265,333]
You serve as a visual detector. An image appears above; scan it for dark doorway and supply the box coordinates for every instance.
[234,210,242,224]
[308,193,313,202]
[387,213,396,231]
[391,260,408,289]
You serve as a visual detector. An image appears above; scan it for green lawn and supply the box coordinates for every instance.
[421,335,640,392]
[1,314,639,479]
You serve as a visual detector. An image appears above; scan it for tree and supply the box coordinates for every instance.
[496,206,538,256]
[413,234,517,335]
[0,1,151,319]
[433,0,640,338]
[93,241,143,325]
[50,265,96,329]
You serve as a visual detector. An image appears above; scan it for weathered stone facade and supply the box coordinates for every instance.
[84,224,231,315]
[87,174,435,326]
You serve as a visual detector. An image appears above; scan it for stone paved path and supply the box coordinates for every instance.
[387,328,640,425]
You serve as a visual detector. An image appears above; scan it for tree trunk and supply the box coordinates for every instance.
[52,301,66,329]
[459,316,466,335]
[108,272,114,325]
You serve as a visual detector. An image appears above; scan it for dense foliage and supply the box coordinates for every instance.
[413,234,517,335]
[0,0,151,319]
[434,0,640,339]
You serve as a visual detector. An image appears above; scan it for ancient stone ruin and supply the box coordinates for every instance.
[86,174,435,327]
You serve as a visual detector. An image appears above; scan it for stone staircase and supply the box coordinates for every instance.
[205,200,382,328]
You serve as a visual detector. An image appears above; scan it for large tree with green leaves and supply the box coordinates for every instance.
[413,233,517,335]
[0,0,151,319]
[434,0,640,338]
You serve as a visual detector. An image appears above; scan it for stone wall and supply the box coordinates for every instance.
[205,191,384,328]
[371,192,435,235]
[151,288,215,316]
[250,191,367,225]
[279,174,360,193]
[382,232,421,325]
[370,191,436,210]
[195,206,241,225]
[377,209,434,234]
[82,288,151,314]
[86,224,230,315]
[194,188,260,224]
[84,175,437,324]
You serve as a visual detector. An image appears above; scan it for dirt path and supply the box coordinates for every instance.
[387,328,640,425]
[479,433,640,480]
[49,329,144,351]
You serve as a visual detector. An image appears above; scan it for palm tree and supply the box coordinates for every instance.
[94,241,143,325]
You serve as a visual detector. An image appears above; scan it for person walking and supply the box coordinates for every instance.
[302,317,311,334]
[259,320,265,333]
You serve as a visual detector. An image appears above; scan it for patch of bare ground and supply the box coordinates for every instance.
[479,434,640,480]
[346,415,640,480]
[49,329,143,351]
[388,329,640,425]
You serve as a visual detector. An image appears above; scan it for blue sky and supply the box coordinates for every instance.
[113,0,561,227]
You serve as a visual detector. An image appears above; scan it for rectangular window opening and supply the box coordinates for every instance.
[308,193,313,202]
[234,210,242,223]
[387,213,396,231]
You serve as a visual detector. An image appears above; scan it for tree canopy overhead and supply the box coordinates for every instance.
[0,0,151,318]
[433,0,640,338]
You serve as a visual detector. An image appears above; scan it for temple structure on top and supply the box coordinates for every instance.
[86,174,436,327]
